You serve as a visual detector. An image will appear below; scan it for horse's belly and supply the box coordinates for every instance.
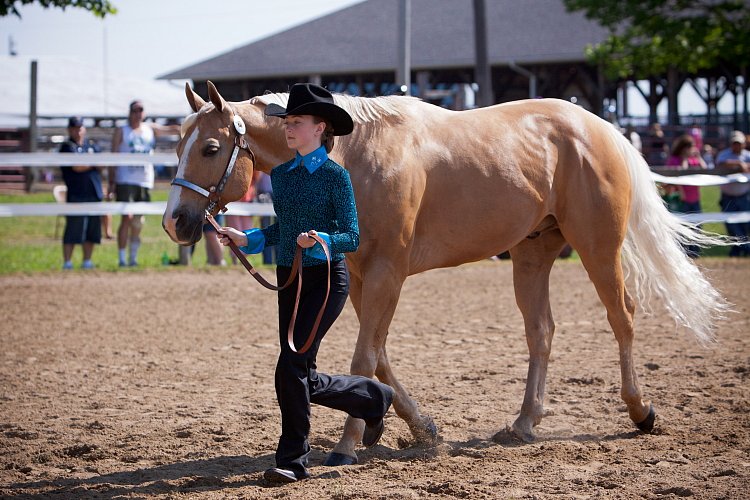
[408,194,541,273]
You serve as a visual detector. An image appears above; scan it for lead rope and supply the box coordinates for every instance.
[205,212,331,354]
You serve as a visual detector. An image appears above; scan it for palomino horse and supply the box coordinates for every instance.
[163,82,727,465]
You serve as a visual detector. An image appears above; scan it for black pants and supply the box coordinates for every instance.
[274,259,393,475]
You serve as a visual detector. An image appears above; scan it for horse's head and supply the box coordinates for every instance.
[163,81,256,245]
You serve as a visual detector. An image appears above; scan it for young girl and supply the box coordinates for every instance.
[216,84,394,485]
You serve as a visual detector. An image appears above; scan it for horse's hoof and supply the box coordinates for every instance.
[412,415,439,444]
[635,404,656,433]
[323,452,358,466]
[506,424,536,444]
[502,424,535,444]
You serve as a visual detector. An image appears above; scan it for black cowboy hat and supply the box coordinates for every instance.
[265,83,354,136]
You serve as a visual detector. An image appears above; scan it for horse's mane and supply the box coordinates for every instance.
[251,92,419,126]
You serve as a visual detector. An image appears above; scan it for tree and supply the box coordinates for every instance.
[563,0,750,80]
[1,0,116,18]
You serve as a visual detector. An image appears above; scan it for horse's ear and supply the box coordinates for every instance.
[185,82,206,112]
[207,80,226,113]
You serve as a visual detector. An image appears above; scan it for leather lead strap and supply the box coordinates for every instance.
[205,213,331,354]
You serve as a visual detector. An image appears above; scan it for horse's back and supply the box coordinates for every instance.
[346,97,631,273]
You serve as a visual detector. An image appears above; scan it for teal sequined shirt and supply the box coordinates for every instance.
[240,148,360,267]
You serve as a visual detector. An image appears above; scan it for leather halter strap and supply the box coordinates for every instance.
[170,106,255,216]
[205,214,332,355]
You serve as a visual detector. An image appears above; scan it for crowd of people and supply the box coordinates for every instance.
[625,124,750,257]
[58,101,273,269]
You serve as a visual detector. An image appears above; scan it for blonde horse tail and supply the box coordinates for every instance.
[605,123,730,345]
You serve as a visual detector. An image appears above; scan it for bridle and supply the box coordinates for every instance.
[170,107,330,355]
[170,106,256,216]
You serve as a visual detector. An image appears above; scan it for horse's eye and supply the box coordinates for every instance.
[204,145,219,156]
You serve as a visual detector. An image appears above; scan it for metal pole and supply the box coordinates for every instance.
[396,0,411,95]
[29,60,38,152]
[508,61,536,99]
[102,22,108,115]
[26,60,38,192]
[667,67,679,126]
[473,0,493,107]
[742,68,749,132]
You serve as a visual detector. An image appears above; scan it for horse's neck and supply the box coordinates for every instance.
[235,95,420,174]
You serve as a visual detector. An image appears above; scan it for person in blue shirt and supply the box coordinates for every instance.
[216,84,393,484]
[716,130,750,257]
[59,116,102,270]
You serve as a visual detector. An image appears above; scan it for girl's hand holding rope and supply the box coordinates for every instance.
[216,226,248,248]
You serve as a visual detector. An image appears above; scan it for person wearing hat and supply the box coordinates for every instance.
[716,130,750,257]
[59,116,102,270]
[216,84,394,484]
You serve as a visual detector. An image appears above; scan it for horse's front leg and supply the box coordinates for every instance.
[374,344,438,443]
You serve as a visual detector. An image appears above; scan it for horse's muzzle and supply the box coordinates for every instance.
[162,206,205,245]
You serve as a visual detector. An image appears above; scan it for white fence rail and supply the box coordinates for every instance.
[0,202,275,217]
[0,152,177,167]
[1,153,749,224]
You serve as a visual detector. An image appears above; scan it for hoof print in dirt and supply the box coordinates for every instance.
[63,443,98,457]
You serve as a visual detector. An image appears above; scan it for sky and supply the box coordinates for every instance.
[0,0,741,118]
[0,0,365,80]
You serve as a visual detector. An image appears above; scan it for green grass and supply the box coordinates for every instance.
[0,189,268,274]
[0,185,734,275]
[695,186,729,258]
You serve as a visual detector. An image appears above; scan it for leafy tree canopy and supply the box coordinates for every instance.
[1,0,116,18]
[564,0,750,79]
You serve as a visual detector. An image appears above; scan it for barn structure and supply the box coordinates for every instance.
[160,0,614,115]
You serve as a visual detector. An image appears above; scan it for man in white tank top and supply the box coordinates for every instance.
[109,100,179,267]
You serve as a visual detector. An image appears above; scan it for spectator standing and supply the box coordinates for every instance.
[666,134,708,213]
[190,215,227,266]
[702,144,716,169]
[689,124,704,150]
[109,100,179,267]
[716,130,750,257]
[625,124,642,154]
[666,134,708,257]
[255,171,276,265]
[59,116,102,270]
[225,170,261,265]
[647,122,667,166]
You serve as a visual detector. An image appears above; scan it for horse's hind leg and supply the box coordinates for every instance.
[507,229,567,442]
[574,243,655,431]
[326,258,434,465]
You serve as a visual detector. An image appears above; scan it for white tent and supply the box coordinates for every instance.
[0,55,191,127]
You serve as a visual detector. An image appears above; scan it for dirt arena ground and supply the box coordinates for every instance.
[1,260,748,499]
